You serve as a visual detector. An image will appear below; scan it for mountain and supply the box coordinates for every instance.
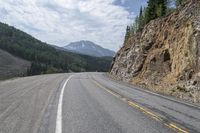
[0,22,112,78]
[64,40,115,57]
[51,44,69,52]
[110,1,200,103]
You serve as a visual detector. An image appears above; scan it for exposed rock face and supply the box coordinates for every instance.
[110,0,200,103]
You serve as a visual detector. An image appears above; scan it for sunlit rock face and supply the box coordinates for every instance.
[110,0,200,103]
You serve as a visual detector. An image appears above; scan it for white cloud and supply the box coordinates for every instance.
[0,0,135,51]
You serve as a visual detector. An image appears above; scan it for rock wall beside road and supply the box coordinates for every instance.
[110,0,200,103]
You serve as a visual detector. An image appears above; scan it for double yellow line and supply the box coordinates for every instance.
[92,79,189,133]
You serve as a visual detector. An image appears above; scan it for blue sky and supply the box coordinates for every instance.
[0,0,147,51]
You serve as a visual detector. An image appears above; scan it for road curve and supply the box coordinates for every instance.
[0,73,199,133]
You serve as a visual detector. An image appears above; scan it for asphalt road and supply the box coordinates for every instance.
[0,73,199,133]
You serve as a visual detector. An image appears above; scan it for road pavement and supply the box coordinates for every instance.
[0,73,199,133]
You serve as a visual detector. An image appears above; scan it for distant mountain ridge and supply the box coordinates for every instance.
[64,40,115,57]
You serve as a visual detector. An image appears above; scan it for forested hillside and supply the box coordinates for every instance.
[124,0,184,43]
[0,22,112,76]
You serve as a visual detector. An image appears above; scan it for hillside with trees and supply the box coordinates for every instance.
[0,22,112,76]
[124,0,184,43]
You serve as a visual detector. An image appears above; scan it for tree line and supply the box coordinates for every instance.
[124,0,184,43]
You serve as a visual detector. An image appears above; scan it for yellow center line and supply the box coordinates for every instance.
[168,123,189,133]
[93,80,121,98]
[91,79,189,133]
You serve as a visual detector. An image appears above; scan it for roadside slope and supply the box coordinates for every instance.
[0,49,30,80]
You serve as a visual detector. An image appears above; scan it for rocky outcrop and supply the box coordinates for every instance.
[110,0,200,103]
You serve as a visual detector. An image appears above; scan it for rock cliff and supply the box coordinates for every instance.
[110,0,200,103]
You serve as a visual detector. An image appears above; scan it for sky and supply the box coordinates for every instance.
[0,0,147,51]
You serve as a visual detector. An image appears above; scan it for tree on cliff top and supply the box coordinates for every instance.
[124,0,174,43]
[124,26,131,44]
[145,0,168,24]
[138,6,145,31]
[176,0,183,7]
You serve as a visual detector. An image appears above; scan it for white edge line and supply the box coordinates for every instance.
[55,75,73,133]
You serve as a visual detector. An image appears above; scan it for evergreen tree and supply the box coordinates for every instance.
[176,0,183,7]
[130,23,137,36]
[156,0,168,17]
[124,26,131,43]
[124,0,172,41]
[145,0,168,24]
[135,16,139,30]
[145,0,157,24]
[138,6,144,31]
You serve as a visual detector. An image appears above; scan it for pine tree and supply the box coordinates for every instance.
[144,0,168,24]
[156,0,168,17]
[124,26,131,43]
[138,6,144,31]
[176,0,183,7]
[145,0,157,24]
[124,0,171,41]
[135,16,139,30]
[130,23,137,36]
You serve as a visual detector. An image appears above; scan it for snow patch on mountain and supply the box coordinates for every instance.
[64,40,115,57]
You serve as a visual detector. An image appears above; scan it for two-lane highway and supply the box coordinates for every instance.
[0,73,199,133]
